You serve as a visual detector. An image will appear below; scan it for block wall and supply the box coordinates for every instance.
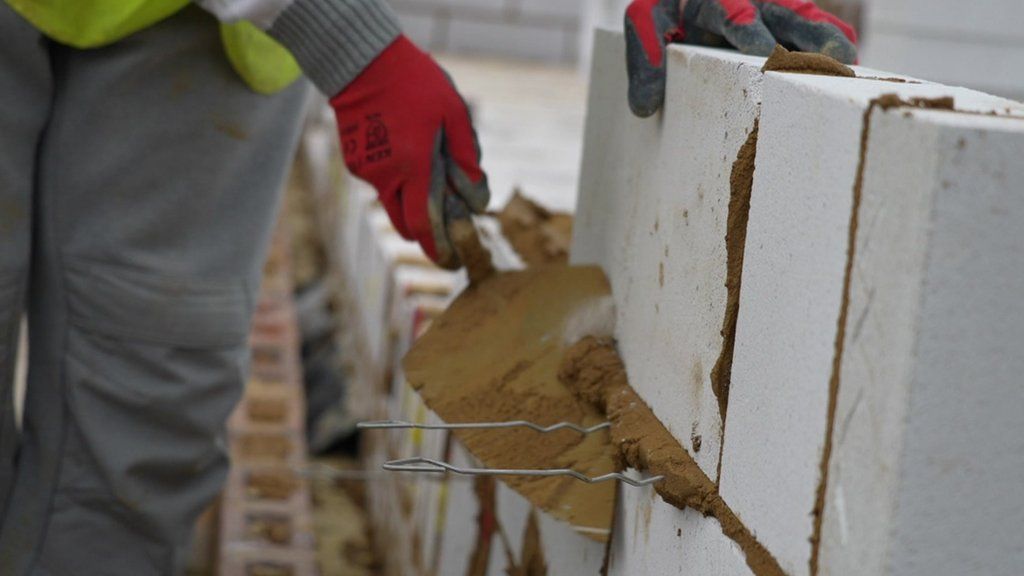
[326,24,1024,576]
[572,28,1024,576]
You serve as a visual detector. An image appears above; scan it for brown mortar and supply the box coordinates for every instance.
[560,338,785,576]
[762,45,855,77]
[876,94,955,111]
[710,120,760,429]
[496,191,574,266]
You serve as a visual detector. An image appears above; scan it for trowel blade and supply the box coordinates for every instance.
[402,265,617,541]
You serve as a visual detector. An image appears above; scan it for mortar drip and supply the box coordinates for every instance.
[560,337,786,576]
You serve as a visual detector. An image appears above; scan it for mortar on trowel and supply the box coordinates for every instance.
[399,196,620,541]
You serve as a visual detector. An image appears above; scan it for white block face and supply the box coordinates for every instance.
[606,480,753,576]
[537,508,607,576]
[572,30,766,481]
[721,72,1024,576]
[821,109,1024,576]
[717,74,866,576]
[813,107,936,576]
[889,114,1024,576]
[491,483,607,576]
[435,444,485,576]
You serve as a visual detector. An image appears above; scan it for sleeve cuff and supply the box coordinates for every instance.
[267,0,402,96]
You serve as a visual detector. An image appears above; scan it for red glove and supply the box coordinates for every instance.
[331,36,490,269]
[626,0,857,117]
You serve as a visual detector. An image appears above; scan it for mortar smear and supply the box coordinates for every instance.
[560,337,785,576]
[711,120,759,425]
[496,191,574,266]
[762,45,855,77]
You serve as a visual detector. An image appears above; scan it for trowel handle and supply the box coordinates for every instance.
[444,194,495,284]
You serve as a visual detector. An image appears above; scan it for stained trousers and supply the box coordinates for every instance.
[0,5,309,574]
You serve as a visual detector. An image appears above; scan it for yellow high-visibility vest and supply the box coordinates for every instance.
[4,0,302,95]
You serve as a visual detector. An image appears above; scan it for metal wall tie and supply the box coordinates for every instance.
[383,456,664,487]
[358,419,612,435]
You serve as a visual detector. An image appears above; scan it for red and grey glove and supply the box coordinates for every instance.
[331,36,490,269]
[625,0,858,117]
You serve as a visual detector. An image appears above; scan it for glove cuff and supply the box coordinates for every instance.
[268,0,402,96]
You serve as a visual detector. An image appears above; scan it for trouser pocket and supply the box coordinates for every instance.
[36,259,254,575]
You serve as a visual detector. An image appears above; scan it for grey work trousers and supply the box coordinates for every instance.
[0,5,309,574]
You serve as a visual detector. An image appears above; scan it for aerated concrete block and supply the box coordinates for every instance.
[720,72,1024,576]
[571,29,783,575]
[819,105,1024,576]
[490,482,606,576]
[607,478,752,576]
[572,28,765,481]
[435,443,487,576]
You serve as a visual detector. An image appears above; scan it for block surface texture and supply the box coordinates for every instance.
[572,28,768,575]
[721,70,1024,576]
[819,105,1024,576]
[575,26,1024,576]
[572,28,765,481]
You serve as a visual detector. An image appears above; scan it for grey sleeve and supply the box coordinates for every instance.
[267,0,402,96]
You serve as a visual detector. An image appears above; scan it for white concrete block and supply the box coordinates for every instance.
[717,73,867,576]
[606,475,753,576]
[720,72,1024,576]
[536,504,607,576]
[818,107,1024,576]
[435,443,489,576]
[572,30,765,481]
[489,482,532,575]
[482,480,606,575]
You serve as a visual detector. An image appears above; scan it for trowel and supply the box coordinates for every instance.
[399,196,618,541]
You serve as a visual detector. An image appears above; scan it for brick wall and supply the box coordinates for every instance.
[391,0,585,63]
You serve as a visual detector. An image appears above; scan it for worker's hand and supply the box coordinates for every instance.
[625,0,857,116]
[331,36,490,269]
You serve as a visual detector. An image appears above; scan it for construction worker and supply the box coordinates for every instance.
[0,0,853,573]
